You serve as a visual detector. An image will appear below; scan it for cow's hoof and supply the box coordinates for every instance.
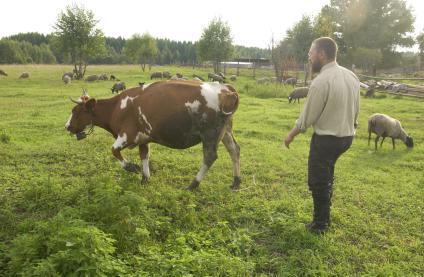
[230,176,241,191]
[187,180,200,191]
[124,163,141,173]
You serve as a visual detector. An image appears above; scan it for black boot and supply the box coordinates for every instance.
[306,188,331,235]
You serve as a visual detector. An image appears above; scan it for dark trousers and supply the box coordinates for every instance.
[308,133,353,192]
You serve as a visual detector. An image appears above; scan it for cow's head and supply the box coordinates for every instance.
[219,85,239,115]
[65,89,96,140]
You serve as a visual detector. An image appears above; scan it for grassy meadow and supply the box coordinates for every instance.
[0,64,423,276]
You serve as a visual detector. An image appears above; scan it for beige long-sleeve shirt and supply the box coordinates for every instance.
[295,61,360,137]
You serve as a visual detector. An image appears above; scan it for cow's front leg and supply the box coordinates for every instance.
[112,134,140,173]
[188,141,218,190]
[139,144,150,183]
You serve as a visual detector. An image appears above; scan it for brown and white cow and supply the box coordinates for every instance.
[65,81,241,190]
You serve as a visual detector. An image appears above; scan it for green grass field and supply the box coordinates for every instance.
[0,64,423,276]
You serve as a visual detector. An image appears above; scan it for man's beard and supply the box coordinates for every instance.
[311,59,323,74]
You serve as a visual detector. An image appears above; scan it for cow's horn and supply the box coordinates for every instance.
[69,97,80,104]
[82,88,88,96]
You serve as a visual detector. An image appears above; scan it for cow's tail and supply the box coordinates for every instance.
[220,84,239,115]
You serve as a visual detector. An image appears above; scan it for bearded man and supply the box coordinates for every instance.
[284,37,360,234]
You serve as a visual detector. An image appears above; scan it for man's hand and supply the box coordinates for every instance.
[284,134,294,149]
[283,126,301,149]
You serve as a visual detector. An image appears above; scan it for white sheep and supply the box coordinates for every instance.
[62,75,71,84]
[391,83,407,93]
[368,113,413,150]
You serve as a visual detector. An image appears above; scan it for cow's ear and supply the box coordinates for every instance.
[84,98,96,111]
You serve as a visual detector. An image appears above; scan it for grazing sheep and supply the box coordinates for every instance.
[151,72,163,79]
[170,75,188,80]
[85,74,99,82]
[288,87,309,103]
[19,72,30,79]
[111,81,126,93]
[63,72,73,80]
[208,73,224,83]
[110,74,117,81]
[192,74,205,81]
[63,75,71,84]
[0,69,7,76]
[230,75,237,81]
[162,71,171,79]
[284,77,297,87]
[378,80,395,90]
[391,83,407,93]
[98,73,109,81]
[368,113,413,150]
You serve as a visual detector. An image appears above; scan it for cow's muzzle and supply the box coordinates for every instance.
[76,132,87,140]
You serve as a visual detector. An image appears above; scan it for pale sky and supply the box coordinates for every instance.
[1,0,423,50]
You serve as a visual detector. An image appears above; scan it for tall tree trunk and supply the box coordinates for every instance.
[82,63,87,78]
[304,63,309,86]
[73,62,85,80]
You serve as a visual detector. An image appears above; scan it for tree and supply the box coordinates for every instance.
[270,37,295,82]
[0,39,56,64]
[285,16,316,65]
[314,5,336,38]
[52,5,105,79]
[0,40,26,64]
[417,31,424,70]
[197,18,233,73]
[317,0,415,67]
[351,47,383,73]
[6,32,49,46]
[124,33,158,71]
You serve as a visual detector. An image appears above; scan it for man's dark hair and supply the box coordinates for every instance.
[313,37,338,61]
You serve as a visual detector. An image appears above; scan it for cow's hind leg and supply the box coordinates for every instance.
[112,135,140,173]
[188,137,219,191]
[139,144,150,183]
[222,130,241,190]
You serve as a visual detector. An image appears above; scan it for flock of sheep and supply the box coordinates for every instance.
[0,67,415,151]
[0,69,30,79]
[61,72,126,93]
[149,71,237,83]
